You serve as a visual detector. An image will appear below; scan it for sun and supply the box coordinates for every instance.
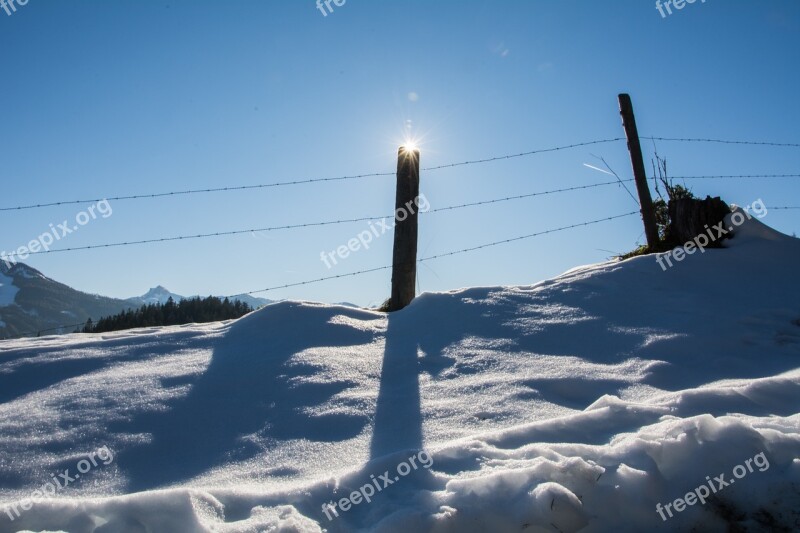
[400,139,420,153]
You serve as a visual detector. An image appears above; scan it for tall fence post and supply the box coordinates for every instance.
[389,145,420,312]
[618,93,660,249]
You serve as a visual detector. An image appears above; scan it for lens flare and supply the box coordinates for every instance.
[401,139,420,153]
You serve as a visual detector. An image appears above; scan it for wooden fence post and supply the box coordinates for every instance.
[618,93,660,249]
[389,145,420,312]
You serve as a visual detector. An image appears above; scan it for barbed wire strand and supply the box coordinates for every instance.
[679,174,800,180]
[421,138,626,171]
[0,138,626,212]
[643,137,800,148]
[4,321,90,338]
[0,172,395,213]
[19,215,387,256]
[427,179,633,213]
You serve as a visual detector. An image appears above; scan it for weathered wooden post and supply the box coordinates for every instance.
[619,93,660,249]
[389,145,420,312]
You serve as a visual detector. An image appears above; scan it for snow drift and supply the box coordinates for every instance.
[0,208,799,532]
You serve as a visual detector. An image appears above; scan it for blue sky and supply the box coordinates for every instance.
[1,0,799,307]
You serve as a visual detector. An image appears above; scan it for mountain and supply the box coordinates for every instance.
[126,286,273,309]
[0,262,132,338]
[0,208,798,531]
[0,265,274,339]
[125,285,183,307]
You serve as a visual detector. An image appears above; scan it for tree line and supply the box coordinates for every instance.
[82,296,253,334]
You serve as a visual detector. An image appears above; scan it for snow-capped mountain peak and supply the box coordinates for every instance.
[136,286,185,306]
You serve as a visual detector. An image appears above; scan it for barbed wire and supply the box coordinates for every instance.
[2,321,89,339]
[19,215,387,256]
[0,171,395,213]
[0,138,626,213]
[231,211,638,297]
[426,179,632,213]
[643,137,800,148]
[421,138,625,171]
[768,206,800,210]
[17,180,630,257]
[1,210,638,339]
[678,174,800,180]
[415,211,639,263]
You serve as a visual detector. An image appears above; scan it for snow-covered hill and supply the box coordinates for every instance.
[0,208,798,532]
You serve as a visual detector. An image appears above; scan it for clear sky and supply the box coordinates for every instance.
[1,0,799,307]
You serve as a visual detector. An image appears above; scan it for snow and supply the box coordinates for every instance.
[2,263,48,282]
[13,267,42,281]
[136,286,184,305]
[0,271,19,308]
[0,208,799,532]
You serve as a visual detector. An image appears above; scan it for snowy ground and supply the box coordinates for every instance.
[0,209,799,532]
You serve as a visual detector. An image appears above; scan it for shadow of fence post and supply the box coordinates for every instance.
[370,315,423,459]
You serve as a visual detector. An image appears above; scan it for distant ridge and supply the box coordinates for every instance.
[0,263,273,338]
